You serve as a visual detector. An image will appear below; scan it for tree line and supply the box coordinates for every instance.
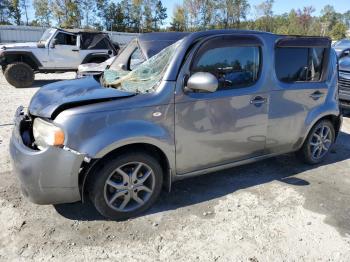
[0,0,349,39]
[0,0,168,32]
[171,0,350,40]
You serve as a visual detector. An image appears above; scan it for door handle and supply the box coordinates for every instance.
[309,91,324,100]
[72,49,79,52]
[250,96,266,106]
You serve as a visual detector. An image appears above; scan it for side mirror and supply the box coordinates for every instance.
[186,72,218,93]
[36,42,45,48]
[50,39,57,48]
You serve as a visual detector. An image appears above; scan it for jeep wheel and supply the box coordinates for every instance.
[89,152,163,220]
[4,62,34,88]
[297,120,335,165]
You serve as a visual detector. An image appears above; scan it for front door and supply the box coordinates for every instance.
[48,31,80,69]
[175,35,269,175]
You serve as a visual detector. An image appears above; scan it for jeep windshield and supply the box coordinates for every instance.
[103,40,182,93]
[38,28,56,44]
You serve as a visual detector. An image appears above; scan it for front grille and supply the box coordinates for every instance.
[339,72,350,91]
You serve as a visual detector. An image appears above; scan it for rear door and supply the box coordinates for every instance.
[175,35,269,175]
[266,37,331,153]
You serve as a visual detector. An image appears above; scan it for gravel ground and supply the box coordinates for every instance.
[0,72,350,261]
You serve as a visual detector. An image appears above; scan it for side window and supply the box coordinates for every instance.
[55,32,77,46]
[82,36,109,50]
[191,43,261,90]
[129,48,145,70]
[310,48,325,81]
[275,47,325,82]
[91,39,109,49]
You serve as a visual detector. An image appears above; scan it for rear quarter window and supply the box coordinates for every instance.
[275,47,326,82]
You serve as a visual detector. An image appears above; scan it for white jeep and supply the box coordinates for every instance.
[0,28,119,88]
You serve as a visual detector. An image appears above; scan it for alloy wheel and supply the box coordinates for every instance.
[309,124,333,161]
[104,162,155,212]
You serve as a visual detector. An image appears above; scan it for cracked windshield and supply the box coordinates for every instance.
[103,40,182,93]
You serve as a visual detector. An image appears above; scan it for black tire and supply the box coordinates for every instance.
[4,62,34,88]
[89,151,163,220]
[297,119,335,165]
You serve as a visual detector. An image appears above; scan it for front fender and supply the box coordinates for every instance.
[85,120,174,159]
[55,105,175,172]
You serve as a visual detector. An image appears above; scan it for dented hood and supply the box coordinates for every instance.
[29,77,135,118]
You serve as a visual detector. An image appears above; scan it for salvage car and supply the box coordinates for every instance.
[333,39,350,53]
[0,28,120,88]
[10,30,341,220]
[76,32,188,78]
[334,41,350,111]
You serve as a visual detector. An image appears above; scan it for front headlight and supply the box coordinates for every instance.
[33,118,65,149]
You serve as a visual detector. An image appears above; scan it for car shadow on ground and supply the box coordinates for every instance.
[54,130,350,221]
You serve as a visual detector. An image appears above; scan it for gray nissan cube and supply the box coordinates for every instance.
[10,30,341,220]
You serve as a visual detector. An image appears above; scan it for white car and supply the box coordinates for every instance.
[0,28,120,88]
[77,56,116,78]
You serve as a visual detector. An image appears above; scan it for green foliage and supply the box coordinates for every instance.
[33,0,51,26]
[0,0,12,24]
[51,0,81,28]
[154,0,167,30]
[170,1,349,40]
[80,0,95,28]
[331,22,348,40]
[9,0,21,25]
[1,0,349,40]
[170,4,186,31]
[21,0,29,25]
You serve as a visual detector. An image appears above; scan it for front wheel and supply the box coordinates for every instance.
[89,152,163,220]
[4,62,34,88]
[297,120,335,165]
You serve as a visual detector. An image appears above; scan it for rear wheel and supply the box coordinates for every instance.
[297,120,335,164]
[4,62,34,88]
[89,152,163,220]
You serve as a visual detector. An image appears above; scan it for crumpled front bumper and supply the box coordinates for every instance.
[9,107,84,204]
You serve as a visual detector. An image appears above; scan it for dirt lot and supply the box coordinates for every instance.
[0,72,350,261]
